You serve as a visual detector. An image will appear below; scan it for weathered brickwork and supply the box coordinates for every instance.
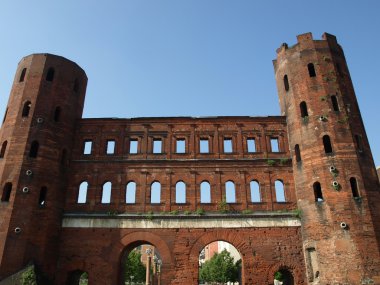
[0,33,379,285]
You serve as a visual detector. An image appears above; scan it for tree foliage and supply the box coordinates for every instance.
[124,250,146,282]
[199,249,240,284]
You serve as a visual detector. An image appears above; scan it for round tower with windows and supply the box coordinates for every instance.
[274,33,380,284]
[0,54,87,281]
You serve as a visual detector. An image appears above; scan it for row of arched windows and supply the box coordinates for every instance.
[21,101,62,122]
[294,135,333,163]
[283,63,316,92]
[313,177,360,202]
[76,180,287,204]
[1,182,47,206]
[19,66,80,92]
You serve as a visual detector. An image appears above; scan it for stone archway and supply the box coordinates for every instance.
[115,231,174,285]
[189,230,252,285]
[268,263,301,285]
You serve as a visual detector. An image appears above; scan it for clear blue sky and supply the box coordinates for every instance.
[0,1,379,166]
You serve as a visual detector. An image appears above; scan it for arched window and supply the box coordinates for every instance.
[39,186,47,206]
[19,68,27,82]
[46,67,55,81]
[22,101,31,117]
[331,95,339,111]
[354,135,363,152]
[0,141,7,158]
[175,181,186,204]
[300,101,308,118]
[77,181,88,204]
[101,181,112,204]
[275,180,285,202]
[1,182,12,202]
[350,177,360,198]
[308,63,316,77]
[54,106,61,122]
[126,181,136,204]
[29,141,39,158]
[323,135,333,154]
[225,181,236,203]
[283,75,289,92]
[313,182,323,202]
[295,144,301,162]
[200,181,211,203]
[250,180,261,202]
[151,181,161,204]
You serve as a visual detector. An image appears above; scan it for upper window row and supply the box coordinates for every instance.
[18,67,80,92]
[82,136,282,155]
[283,63,316,92]
[76,179,287,205]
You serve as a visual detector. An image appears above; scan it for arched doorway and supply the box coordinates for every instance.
[66,270,88,285]
[198,241,242,285]
[120,242,163,285]
[274,268,294,285]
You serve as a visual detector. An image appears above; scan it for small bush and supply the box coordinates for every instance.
[195,207,205,216]
[267,159,276,166]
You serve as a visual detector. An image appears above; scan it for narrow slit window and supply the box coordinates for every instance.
[225,181,236,203]
[331,95,340,111]
[200,181,211,203]
[101,182,112,204]
[83,140,92,155]
[223,138,233,153]
[176,139,186,153]
[271,138,279,152]
[200,138,209,153]
[2,108,8,124]
[313,182,323,202]
[308,63,316,77]
[283,75,289,91]
[77,181,88,204]
[153,139,162,154]
[250,180,261,202]
[46,67,55,82]
[0,141,7,158]
[323,135,333,154]
[350,177,360,198]
[29,141,39,158]
[1,182,12,202]
[275,180,285,202]
[129,139,138,154]
[295,144,301,162]
[247,138,256,153]
[354,135,363,152]
[175,181,186,204]
[151,181,161,203]
[39,187,47,206]
[126,181,136,204]
[300,101,309,118]
[106,140,115,154]
[22,101,31,117]
[54,106,61,122]
[19,68,27,82]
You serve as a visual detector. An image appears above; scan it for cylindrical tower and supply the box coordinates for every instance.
[274,33,380,284]
[0,54,87,281]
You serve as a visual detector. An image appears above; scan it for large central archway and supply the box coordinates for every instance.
[189,231,252,285]
[116,232,174,285]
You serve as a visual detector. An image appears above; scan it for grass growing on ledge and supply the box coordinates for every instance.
[195,207,205,215]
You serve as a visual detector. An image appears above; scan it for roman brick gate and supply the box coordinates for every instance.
[56,214,305,285]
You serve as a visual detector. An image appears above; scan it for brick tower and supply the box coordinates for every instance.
[274,33,380,284]
[0,54,87,281]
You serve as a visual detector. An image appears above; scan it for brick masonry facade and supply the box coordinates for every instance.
[0,33,379,285]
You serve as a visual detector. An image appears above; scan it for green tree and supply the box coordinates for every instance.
[124,250,146,282]
[199,249,240,284]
